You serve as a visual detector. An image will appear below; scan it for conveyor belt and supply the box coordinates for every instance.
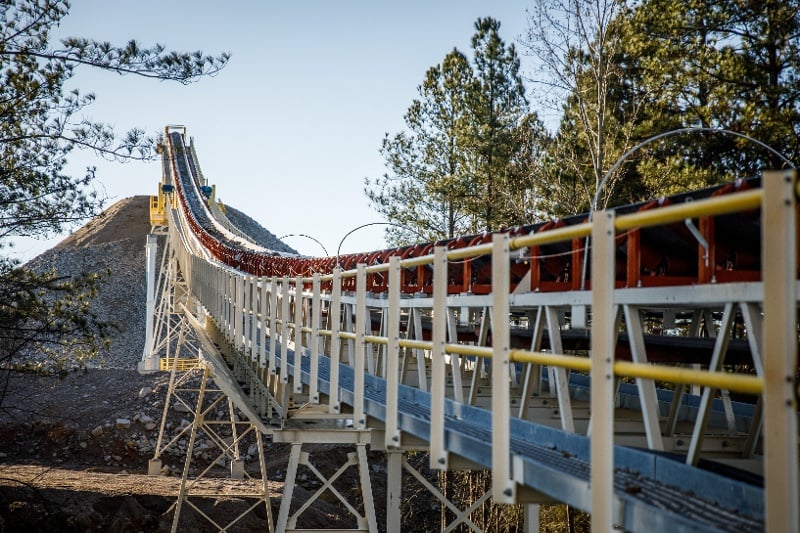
[165,131,772,291]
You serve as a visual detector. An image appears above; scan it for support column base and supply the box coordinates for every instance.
[138,357,161,373]
[148,458,163,476]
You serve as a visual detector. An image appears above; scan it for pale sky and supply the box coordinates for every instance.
[13,1,540,261]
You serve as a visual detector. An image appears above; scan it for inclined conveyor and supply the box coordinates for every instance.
[158,127,784,532]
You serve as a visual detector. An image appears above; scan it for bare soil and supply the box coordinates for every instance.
[0,369,374,532]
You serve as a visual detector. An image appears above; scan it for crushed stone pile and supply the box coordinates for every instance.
[25,197,150,369]
[23,195,294,369]
[225,204,298,254]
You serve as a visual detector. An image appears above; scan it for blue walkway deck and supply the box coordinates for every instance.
[263,350,765,532]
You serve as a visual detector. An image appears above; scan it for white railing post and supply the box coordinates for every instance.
[243,275,252,358]
[268,277,278,373]
[430,246,449,470]
[310,273,321,403]
[224,271,232,341]
[259,277,268,369]
[330,267,343,414]
[385,257,401,448]
[762,169,799,532]
[249,276,257,361]
[229,271,236,343]
[591,210,616,530]
[280,276,290,388]
[216,266,223,325]
[293,275,304,395]
[355,264,367,429]
[236,274,245,352]
[491,233,515,503]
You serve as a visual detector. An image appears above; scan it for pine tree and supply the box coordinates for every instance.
[468,17,543,230]
[366,17,548,244]
[624,0,800,193]
[365,49,474,244]
[0,0,229,386]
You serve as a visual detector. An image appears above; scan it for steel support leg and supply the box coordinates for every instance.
[386,449,403,533]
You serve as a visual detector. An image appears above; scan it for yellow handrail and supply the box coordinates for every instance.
[282,187,768,396]
[615,189,762,231]
[160,357,203,371]
[348,330,763,395]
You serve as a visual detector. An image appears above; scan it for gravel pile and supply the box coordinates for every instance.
[26,205,148,369]
[22,196,295,370]
[225,205,297,254]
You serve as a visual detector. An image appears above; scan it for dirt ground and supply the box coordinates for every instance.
[0,369,388,532]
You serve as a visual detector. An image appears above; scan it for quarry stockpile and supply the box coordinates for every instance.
[24,196,293,369]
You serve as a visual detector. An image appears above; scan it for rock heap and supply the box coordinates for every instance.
[23,195,295,369]
[25,197,150,369]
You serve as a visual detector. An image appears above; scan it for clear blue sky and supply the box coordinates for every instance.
[14,1,541,260]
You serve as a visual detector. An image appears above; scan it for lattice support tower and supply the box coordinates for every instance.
[167,362,273,533]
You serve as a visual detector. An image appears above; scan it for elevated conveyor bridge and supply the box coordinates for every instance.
[142,126,798,532]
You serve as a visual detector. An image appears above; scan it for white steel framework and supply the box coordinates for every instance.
[147,136,797,532]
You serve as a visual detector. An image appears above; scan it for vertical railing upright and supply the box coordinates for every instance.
[293,275,304,396]
[231,272,239,347]
[590,210,617,530]
[385,257,402,448]
[329,267,343,415]
[280,276,291,412]
[309,274,321,404]
[762,169,799,532]
[228,271,235,344]
[216,265,223,329]
[223,271,231,342]
[259,277,268,369]
[268,277,278,373]
[354,264,368,429]
[491,233,515,503]
[248,276,257,362]
[235,274,244,352]
[430,246,449,470]
[243,276,252,358]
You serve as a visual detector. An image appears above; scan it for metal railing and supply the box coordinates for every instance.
[171,170,797,531]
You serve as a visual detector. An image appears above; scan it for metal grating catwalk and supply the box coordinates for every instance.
[263,348,764,532]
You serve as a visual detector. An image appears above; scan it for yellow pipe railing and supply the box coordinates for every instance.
[313,332,763,396]
[282,187,767,397]
[615,189,762,231]
[289,189,763,286]
[613,360,762,396]
[511,222,592,251]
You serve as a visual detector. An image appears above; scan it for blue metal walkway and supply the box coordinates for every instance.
[254,347,764,532]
